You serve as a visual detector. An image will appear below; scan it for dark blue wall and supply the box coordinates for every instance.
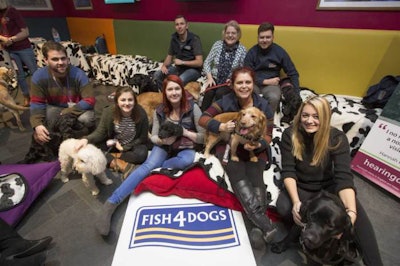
[25,17,70,41]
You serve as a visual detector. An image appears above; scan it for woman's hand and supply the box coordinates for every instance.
[292,201,303,226]
[115,141,123,151]
[346,209,357,225]
[159,136,177,145]
[74,139,88,151]
[204,76,216,88]
[219,120,235,133]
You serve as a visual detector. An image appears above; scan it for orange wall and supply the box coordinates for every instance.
[66,18,116,55]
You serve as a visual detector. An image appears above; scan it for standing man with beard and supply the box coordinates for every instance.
[244,22,300,115]
[30,41,95,145]
[154,15,203,87]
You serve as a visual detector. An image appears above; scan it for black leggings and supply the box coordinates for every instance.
[276,188,383,266]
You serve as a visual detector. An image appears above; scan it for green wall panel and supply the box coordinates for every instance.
[114,20,224,62]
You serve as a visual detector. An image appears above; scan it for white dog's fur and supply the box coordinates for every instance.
[58,138,113,196]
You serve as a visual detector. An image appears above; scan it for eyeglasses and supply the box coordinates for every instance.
[225,31,238,36]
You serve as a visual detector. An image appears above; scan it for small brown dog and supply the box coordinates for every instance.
[136,91,162,125]
[136,82,202,125]
[203,107,266,162]
[0,67,29,131]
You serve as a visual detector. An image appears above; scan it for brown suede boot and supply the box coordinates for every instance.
[108,153,121,171]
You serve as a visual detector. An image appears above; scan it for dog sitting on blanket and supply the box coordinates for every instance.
[271,191,357,265]
[58,138,113,196]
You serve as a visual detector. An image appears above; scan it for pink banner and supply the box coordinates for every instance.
[351,152,400,198]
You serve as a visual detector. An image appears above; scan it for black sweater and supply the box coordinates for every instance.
[280,126,355,193]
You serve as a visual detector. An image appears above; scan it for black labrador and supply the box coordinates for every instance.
[272,191,358,265]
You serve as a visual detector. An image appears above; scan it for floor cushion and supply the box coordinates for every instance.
[0,161,60,226]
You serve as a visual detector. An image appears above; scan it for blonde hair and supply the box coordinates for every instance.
[291,96,336,166]
[222,20,242,40]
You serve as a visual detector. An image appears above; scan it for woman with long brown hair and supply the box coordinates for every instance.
[74,86,149,178]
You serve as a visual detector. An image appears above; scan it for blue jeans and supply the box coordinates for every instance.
[154,65,201,86]
[108,146,196,204]
[9,48,38,96]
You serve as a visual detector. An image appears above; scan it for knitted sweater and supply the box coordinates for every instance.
[30,66,95,128]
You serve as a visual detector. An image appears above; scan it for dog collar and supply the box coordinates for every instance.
[233,129,261,142]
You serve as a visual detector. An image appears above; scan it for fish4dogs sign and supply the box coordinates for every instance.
[351,83,400,198]
[112,193,256,266]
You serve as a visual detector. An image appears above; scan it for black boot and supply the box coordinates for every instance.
[232,180,277,243]
[2,237,52,259]
[249,186,269,249]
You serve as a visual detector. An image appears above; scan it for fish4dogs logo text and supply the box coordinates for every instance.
[129,203,240,250]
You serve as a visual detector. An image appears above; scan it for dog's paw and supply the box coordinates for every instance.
[91,189,100,196]
[270,240,288,254]
[102,178,113,185]
[250,157,258,162]
[60,177,69,183]
[231,155,239,162]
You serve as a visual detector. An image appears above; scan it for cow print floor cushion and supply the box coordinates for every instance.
[0,161,60,226]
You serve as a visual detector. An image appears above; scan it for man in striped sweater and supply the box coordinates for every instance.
[30,41,95,144]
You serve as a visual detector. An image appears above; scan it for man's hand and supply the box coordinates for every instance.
[34,125,51,144]
[174,58,185,66]
[265,77,280,86]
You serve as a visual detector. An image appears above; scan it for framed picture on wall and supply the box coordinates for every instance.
[73,0,93,10]
[317,0,400,10]
[8,0,53,10]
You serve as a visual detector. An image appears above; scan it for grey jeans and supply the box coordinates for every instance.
[254,84,281,113]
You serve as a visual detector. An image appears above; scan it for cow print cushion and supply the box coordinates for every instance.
[86,54,162,92]
[0,173,28,212]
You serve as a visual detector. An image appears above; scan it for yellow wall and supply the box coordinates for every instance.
[240,25,400,97]
[67,18,400,97]
[66,17,117,55]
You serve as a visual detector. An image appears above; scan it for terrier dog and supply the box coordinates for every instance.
[0,67,29,131]
[58,138,113,196]
[203,107,266,162]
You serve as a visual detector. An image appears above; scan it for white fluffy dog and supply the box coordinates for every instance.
[58,138,113,196]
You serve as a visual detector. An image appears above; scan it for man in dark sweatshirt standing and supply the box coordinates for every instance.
[244,22,300,116]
